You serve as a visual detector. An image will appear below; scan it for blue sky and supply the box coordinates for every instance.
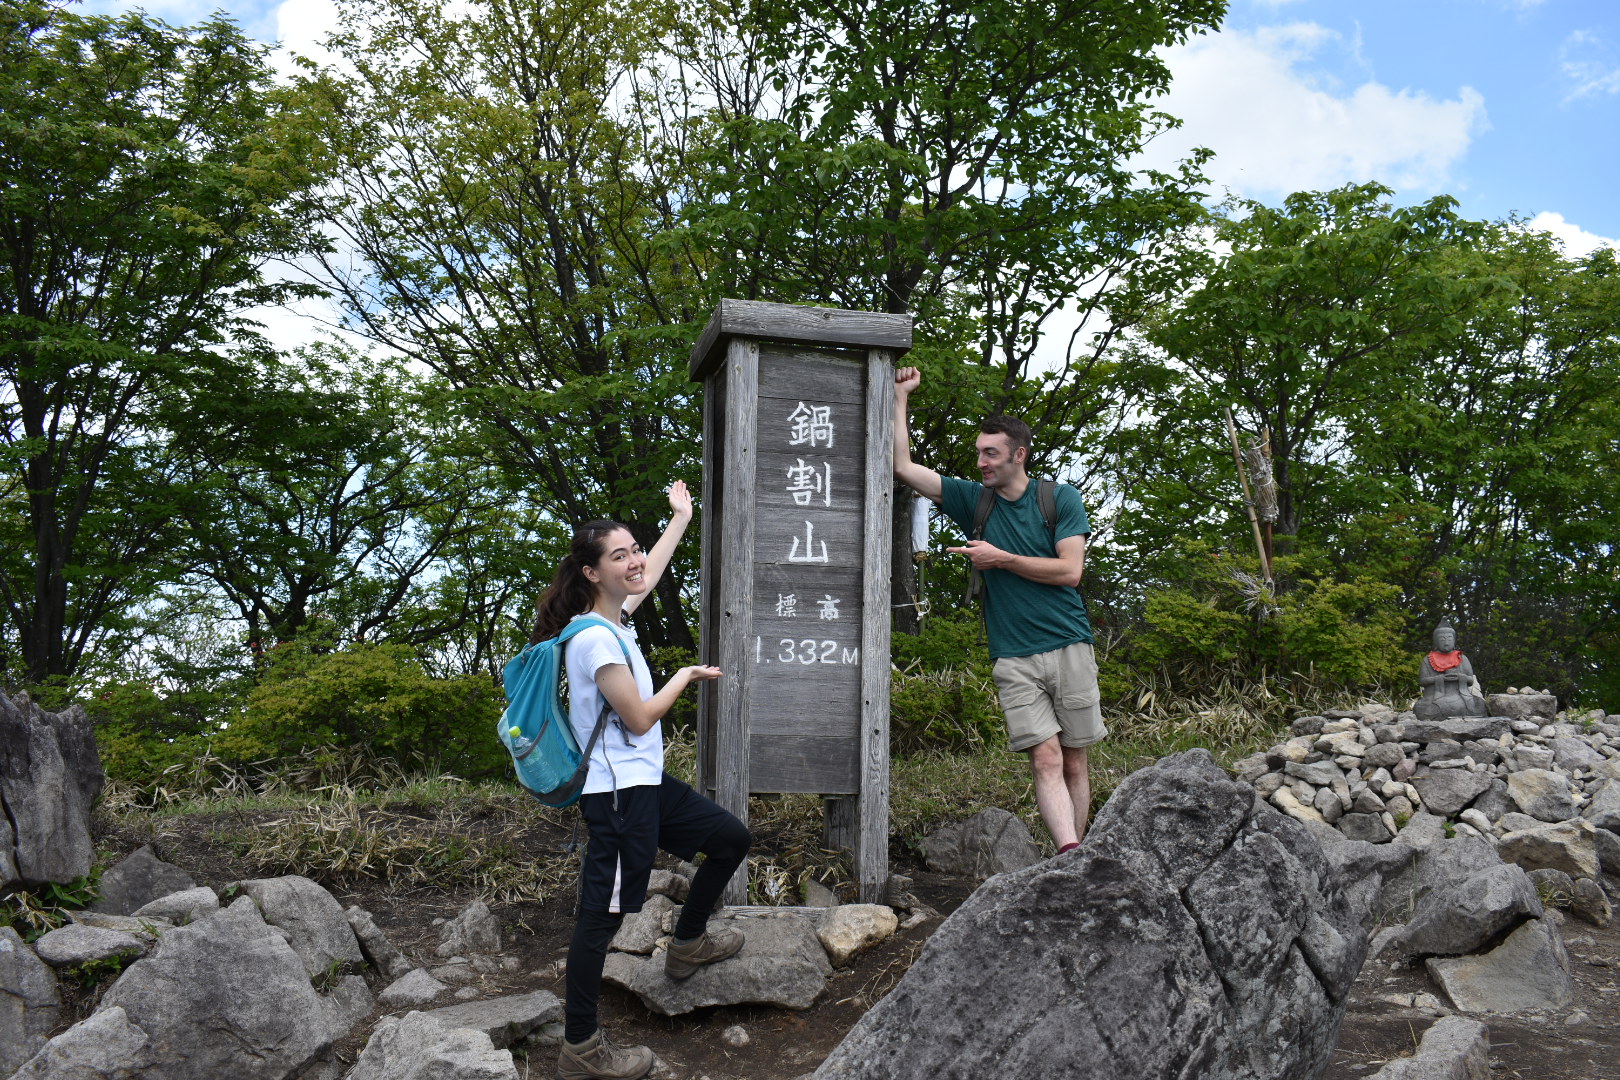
[80,0,1620,257]
[1142,0,1620,252]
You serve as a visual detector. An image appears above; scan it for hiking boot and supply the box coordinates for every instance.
[556,1029,654,1080]
[663,925,744,980]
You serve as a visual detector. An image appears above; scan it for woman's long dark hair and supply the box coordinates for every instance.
[529,520,628,644]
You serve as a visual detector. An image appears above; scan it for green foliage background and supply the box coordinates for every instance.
[4,0,1619,789]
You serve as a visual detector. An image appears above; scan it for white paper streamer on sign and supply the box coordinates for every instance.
[910,493,931,555]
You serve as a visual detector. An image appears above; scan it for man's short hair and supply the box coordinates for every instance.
[980,415,1032,459]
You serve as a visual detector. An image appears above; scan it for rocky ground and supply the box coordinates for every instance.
[78,800,1620,1080]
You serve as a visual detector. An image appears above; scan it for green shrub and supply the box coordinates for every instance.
[890,612,1001,750]
[83,681,227,784]
[215,639,507,778]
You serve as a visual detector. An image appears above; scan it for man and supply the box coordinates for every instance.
[892,366,1106,852]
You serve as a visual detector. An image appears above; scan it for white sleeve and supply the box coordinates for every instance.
[573,626,629,682]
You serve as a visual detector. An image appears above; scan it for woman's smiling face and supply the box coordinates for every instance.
[584,527,647,599]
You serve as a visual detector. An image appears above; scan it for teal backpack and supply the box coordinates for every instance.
[498,615,629,808]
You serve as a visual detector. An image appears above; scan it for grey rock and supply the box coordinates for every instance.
[1513,746,1555,772]
[430,961,477,985]
[0,692,103,888]
[236,876,363,979]
[1395,812,1449,850]
[1252,773,1285,798]
[816,904,898,967]
[1314,786,1344,823]
[1377,837,1502,922]
[420,989,563,1049]
[1582,779,1620,832]
[918,807,1041,878]
[1411,771,1492,818]
[1353,789,1388,815]
[1418,741,1465,765]
[130,887,218,925]
[347,1011,516,1080]
[1363,1016,1490,1080]
[609,894,674,955]
[1290,715,1327,736]
[1362,742,1407,770]
[1426,917,1573,1013]
[0,926,60,1075]
[802,879,840,908]
[605,914,831,1015]
[1471,781,1516,824]
[1595,825,1620,878]
[1286,759,1343,787]
[811,749,1366,1080]
[1393,864,1542,958]
[436,900,501,957]
[345,905,414,981]
[1230,753,1271,784]
[1499,812,1542,834]
[1322,841,1421,929]
[9,1005,155,1080]
[1526,868,1575,906]
[1339,813,1393,845]
[1570,877,1611,927]
[379,968,448,1007]
[97,896,361,1079]
[90,846,194,918]
[1401,718,1511,744]
[646,869,690,903]
[1551,736,1605,772]
[1497,820,1600,879]
[1505,770,1576,822]
[34,924,148,968]
[1486,694,1557,721]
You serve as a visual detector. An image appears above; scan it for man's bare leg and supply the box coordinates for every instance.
[1062,744,1092,843]
[1028,736,1079,850]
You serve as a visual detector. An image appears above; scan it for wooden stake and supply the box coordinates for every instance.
[1225,407,1273,586]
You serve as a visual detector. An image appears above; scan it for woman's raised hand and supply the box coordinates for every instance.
[668,480,693,520]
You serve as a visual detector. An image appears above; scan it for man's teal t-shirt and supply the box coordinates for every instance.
[938,476,1094,659]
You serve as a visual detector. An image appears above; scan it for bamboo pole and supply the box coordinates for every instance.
[1225,407,1273,586]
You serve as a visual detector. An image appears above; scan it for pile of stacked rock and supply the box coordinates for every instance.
[1231,692,1620,924]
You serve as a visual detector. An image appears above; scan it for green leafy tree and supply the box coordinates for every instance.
[0,1,327,683]
[686,0,1226,624]
[299,0,704,651]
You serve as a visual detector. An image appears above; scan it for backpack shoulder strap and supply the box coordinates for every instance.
[969,484,997,541]
[1037,479,1058,538]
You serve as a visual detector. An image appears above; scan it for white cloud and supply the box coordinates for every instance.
[1141,24,1488,200]
[1560,30,1620,102]
[1525,212,1617,257]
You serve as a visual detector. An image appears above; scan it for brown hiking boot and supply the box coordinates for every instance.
[663,925,744,980]
[556,1029,653,1080]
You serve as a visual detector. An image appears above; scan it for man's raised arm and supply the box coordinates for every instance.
[893,366,943,502]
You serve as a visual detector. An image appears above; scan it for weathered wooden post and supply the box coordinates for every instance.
[689,299,910,904]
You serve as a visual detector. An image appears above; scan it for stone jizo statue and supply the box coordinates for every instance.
[1414,619,1487,720]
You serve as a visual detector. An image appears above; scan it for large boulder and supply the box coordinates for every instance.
[91,847,195,917]
[1496,820,1600,880]
[92,895,370,1079]
[1425,917,1572,1013]
[345,905,414,980]
[1375,837,1501,922]
[0,927,60,1075]
[917,808,1042,878]
[0,692,104,887]
[1485,694,1556,721]
[1391,864,1542,958]
[813,750,1367,1080]
[604,914,832,1014]
[235,876,364,978]
[346,1012,516,1080]
[1583,779,1620,833]
[1505,769,1576,823]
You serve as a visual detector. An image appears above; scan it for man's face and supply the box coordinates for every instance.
[975,432,1024,490]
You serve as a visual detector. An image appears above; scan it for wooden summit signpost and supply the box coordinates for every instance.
[689,299,911,904]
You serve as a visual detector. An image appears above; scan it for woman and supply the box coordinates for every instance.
[532,481,752,1080]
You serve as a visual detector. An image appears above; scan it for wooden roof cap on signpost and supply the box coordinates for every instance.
[688,299,914,381]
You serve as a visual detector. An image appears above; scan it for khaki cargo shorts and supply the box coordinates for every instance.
[991,641,1107,753]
